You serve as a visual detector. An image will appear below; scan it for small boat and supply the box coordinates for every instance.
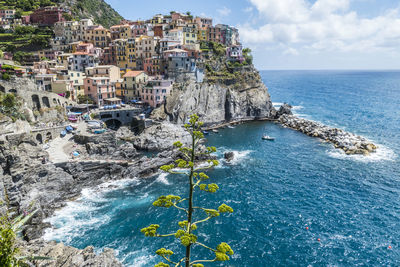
[262,135,275,141]
[227,125,235,129]
[60,130,67,137]
[202,131,209,135]
[93,129,106,134]
[212,129,219,133]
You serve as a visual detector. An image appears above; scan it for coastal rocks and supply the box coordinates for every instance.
[25,240,122,267]
[132,122,191,151]
[275,103,293,118]
[74,131,137,159]
[278,114,377,155]
[224,151,235,162]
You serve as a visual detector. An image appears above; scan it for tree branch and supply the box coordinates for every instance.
[195,242,217,252]
[190,258,217,264]
[193,216,213,225]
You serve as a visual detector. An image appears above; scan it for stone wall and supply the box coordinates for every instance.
[0,78,76,111]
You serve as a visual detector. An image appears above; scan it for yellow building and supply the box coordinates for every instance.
[183,25,198,45]
[135,35,159,59]
[69,71,86,100]
[110,24,132,40]
[122,70,148,102]
[151,14,163,24]
[126,38,136,69]
[197,28,208,42]
[114,39,128,69]
[86,25,111,48]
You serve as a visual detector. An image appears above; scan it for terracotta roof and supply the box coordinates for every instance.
[123,70,145,78]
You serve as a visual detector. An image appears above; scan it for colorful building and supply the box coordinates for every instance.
[85,65,120,82]
[143,56,163,76]
[0,9,15,21]
[208,26,222,44]
[29,6,69,26]
[86,25,111,48]
[72,52,98,72]
[122,70,148,102]
[84,77,116,106]
[136,36,159,59]
[141,77,173,107]
[68,71,86,100]
[183,25,198,45]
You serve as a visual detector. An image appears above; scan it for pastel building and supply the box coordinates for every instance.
[122,71,148,102]
[141,78,173,107]
[85,65,120,82]
[166,29,184,44]
[72,52,98,72]
[86,25,111,48]
[143,56,163,76]
[183,25,198,45]
[226,45,244,62]
[69,71,86,100]
[84,77,116,106]
[0,9,15,21]
[136,36,159,59]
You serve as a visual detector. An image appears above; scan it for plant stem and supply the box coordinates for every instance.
[185,125,196,267]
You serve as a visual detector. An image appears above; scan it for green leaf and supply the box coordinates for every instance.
[154,262,170,267]
[218,204,234,213]
[153,195,181,208]
[156,248,174,257]
[215,242,234,261]
[141,224,160,237]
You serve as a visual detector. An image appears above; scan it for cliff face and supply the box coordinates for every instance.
[160,66,275,125]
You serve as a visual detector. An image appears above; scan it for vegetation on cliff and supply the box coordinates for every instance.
[0,0,123,53]
[142,115,234,266]
[71,0,123,28]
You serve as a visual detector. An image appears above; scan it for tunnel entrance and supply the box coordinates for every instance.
[105,119,122,130]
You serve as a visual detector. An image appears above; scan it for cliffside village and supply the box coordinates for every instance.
[0,7,244,109]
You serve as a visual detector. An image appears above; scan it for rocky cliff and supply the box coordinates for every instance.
[154,63,275,125]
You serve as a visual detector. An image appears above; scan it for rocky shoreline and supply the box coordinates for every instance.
[0,122,193,266]
[277,113,377,155]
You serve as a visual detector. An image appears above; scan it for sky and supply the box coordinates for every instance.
[105,0,400,70]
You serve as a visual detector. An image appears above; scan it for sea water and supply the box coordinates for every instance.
[44,71,400,266]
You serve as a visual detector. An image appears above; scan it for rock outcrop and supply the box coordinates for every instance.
[132,122,191,151]
[278,114,377,155]
[156,65,275,125]
[25,240,122,267]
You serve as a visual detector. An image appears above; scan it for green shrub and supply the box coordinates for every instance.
[1,73,10,81]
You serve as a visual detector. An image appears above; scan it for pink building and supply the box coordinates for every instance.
[140,77,173,107]
[84,77,116,106]
[143,57,163,76]
[76,43,95,54]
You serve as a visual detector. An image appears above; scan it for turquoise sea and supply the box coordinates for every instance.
[44,71,400,266]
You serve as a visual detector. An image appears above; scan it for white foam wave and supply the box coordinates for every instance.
[44,178,141,242]
[217,147,254,165]
[327,144,397,163]
[120,248,157,266]
[156,173,170,185]
[272,102,284,107]
[43,200,110,242]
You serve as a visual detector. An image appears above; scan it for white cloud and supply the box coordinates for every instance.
[217,6,231,17]
[239,0,400,53]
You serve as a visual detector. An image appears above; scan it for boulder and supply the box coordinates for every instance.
[224,151,235,162]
